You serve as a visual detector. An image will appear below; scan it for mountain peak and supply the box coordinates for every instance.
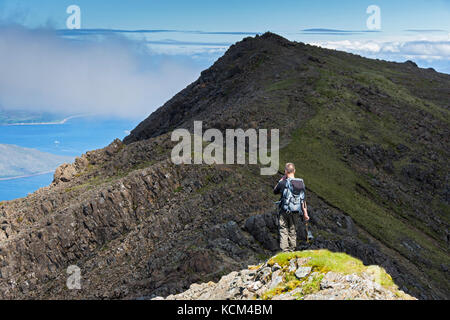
[258,31,294,43]
[123,33,308,144]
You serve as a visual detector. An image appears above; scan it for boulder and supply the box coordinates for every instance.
[295,266,312,279]
[53,163,77,183]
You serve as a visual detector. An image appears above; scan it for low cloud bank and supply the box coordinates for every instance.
[0,25,203,118]
[310,38,450,73]
[312,39,450,58]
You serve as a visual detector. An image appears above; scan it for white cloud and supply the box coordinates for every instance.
[309,37,450,62]
[397,41,450,58]
[0,25,203,118]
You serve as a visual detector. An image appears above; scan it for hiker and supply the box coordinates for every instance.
[274,163,309,252]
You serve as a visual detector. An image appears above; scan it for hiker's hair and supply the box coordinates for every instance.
[285,163,295,174]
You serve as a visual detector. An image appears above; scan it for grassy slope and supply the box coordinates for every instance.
[263,51,449,294]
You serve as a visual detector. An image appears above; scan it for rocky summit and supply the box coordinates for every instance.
[0,32,448,300]
[155,250,415,300]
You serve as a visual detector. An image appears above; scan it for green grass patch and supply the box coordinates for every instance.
[266,78,297,92]
[269,250,395,288]
[269,250,366,274]
[64,184,89,194]
[295,273,324,299]
[129,160,157,172]
[261,286,285,300]
[355,71,450,124]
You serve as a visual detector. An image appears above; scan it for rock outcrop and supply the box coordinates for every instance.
[155,250,415,300]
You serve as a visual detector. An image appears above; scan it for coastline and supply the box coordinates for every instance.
[1,114,86,126]
[0,170,55,181]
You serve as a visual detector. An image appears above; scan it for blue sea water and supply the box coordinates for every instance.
[0,172,54,201]
[0,116,140,201]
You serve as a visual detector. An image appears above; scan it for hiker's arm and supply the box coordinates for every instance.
[273,181,282,194]
[302,201,310,221]
[273,178,286,195]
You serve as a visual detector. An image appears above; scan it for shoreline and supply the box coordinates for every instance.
[1,114,87,126]
[0,170,54,181]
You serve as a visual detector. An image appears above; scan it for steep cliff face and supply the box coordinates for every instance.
[0,33,448,300]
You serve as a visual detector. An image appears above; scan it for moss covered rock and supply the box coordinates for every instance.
[156,250,416,300]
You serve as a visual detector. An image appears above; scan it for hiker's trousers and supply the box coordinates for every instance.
[278,210,298,252]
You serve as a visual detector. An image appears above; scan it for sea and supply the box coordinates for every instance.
[0,116,140,201]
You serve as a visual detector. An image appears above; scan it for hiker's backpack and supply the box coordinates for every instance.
[281,178,306,213]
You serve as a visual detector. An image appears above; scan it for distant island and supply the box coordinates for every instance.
[0,109,76,125]
[4,115,85,126]
[0,144,73,179]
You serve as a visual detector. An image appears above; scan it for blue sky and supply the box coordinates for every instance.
[1,0,449,32]
[0,0,449,118]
